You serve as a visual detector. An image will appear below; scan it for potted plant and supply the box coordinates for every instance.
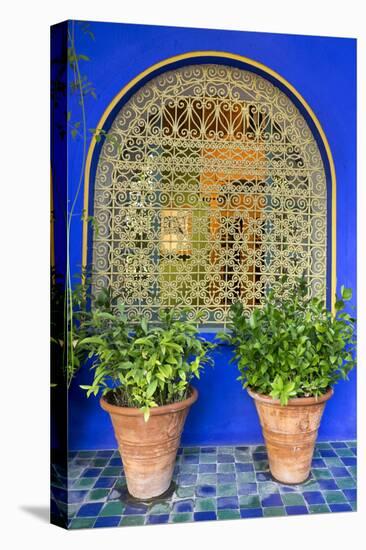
[219,278,356,484]
[78,298,214,499]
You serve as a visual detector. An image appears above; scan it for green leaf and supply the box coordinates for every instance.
[341,287,352,301]
[146,379,158,398]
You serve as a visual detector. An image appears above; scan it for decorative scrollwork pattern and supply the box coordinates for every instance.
[92,64,327,326]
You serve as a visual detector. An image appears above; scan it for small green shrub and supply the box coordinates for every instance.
[77,295,215,420]
[219,279,356,405]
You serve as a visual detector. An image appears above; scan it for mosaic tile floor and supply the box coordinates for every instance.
[51,441,357,529]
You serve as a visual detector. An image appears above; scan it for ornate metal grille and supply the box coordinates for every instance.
[92,64,327,326]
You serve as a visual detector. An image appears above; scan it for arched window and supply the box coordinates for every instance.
[91,63,327,326]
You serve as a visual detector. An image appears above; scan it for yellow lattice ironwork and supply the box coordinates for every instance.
[92,64,327,326]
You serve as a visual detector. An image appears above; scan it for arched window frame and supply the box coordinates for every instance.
[82,52,336,318]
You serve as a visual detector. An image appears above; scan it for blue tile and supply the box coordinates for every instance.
[240,508,263,518]
[329,503,352,513]
[178,474,197,486]
[217,497,239,510]
[286,506,308,515]
[343,489,356,502]
[200,447,216,454]
[94,516,121,528]
[124,503,148,515]
[238,483,257,495]
[320,450,337,458]
[94,477,115,489]
[330,467,350,478]
[311,458,326,468]
[193,511,217,521]
[82,468,102,478]
[236,446,250,452]
[253,452,267,461]
[77,503,103,517]
[218,473,236,483]
[109,458,122,466]
[182,454,199,464]
[199,464,216,473]
[173,500,194,513]
[303,491,325,505]
[317,479,339,491]
[217,454,235,463]
[147,514,169,524]
[96,450,114,457]
[235,463,254,472]
[68,490,89,504]
[331,442,347,449]
[196,484,216,497]
[350,447,357,455]
[261,493,283,507]
[341,457,357,467]
[256,471,272,482]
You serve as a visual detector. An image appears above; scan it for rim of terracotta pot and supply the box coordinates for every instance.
[100,385,198,417]
[247,386,333,406]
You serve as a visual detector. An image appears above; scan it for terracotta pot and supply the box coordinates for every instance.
[100,387,198,499]
[248,387,333,484]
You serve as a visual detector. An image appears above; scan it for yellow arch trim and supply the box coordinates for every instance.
[82,50,337,311]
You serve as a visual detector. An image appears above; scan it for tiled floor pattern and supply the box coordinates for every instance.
[51,441,357,529]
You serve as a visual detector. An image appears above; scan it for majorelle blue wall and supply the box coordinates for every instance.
[60,20,356,450]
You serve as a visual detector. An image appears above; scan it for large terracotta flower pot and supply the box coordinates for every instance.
[248,387,333,484]
[100,386,198,499]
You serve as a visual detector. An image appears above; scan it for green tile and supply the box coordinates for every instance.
[313,469,332,480]
[263,507,286,517]
[183,447,200,454]
[100,501,126,516]
[91,458,109,467]
[88,489,109,501]
[236,472,256,483]
[220,446,235,453]
[257,482,278,495]
[72,477,97,489]
[218,510,240,520]
[149,502,170,514]
[324,491,347,504]
[315,442,332,449]
[197,474,217,484]
[180,464,199,474]
[335,449,354,457]
[195,498,216,512]
[239,495,260,509]
[170,513,193,523]
[120,515,145,526]
[254,461,268,471]
[200,454,216,463]
[350,502,357,511]
[67,504,79,518]
[345,441,356,448]
[78,451,96,458]
[309,504,330,514]
[299,479,320,491]
[235,453,251,463]
[175,485,195,498]
[348,466,357,478]
[102,467,122,476]
[323,457,343,467]
[217,483,237,497]
[69,517,96,529]
[281,493,306,506]
[335,477,356,489]
[218,463,235,473]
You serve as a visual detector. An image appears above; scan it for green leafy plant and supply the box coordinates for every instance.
[219,279,356,405]
[77,299,215,420]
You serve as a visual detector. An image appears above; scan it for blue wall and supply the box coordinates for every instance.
[63,20,357,450]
